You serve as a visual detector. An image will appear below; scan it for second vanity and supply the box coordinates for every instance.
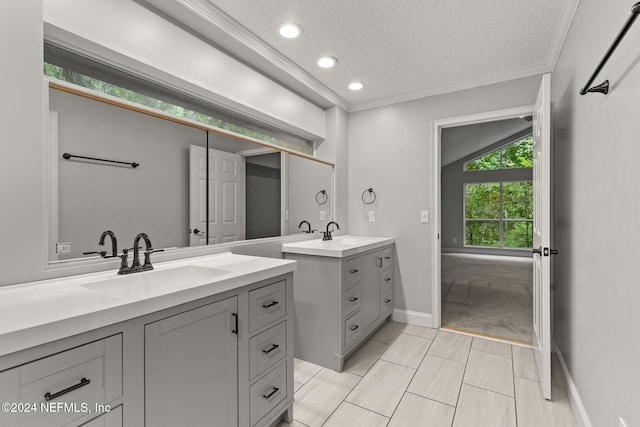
[282,235,395,372]
[0,253,296,427]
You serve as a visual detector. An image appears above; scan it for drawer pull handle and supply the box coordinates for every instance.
[349,324,359,331]
[44,377,91,402]
[385,278,391,282]
[384,256,391,260]
[385,299,392,303]
[262,301,279,309]
[263,387,280,400]
[350,269,359,274]
[232,313,238,334]
[262,344,280,355]
[348,297,358,302]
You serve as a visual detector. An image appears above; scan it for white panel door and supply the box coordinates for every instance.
[532,73,553,400]
[145,297,238,427]
[189,145,245,246]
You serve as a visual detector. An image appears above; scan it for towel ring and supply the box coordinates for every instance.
[362,188,377,205]
[316,190,328,205]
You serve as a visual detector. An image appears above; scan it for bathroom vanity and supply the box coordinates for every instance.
[282,236,395,372]
[0,253,295,427]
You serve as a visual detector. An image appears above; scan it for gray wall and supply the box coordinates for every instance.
[441,128,532,256]
[551,0,640,425]
[348,75,542,315]
[287,155,333,235]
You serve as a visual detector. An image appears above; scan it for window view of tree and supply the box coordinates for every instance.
[44,63,312,154]
[464,136,533,171]
[464,181,533,248]
[463,134,534,249]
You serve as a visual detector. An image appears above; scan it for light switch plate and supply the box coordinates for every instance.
[368,211,375,222]
[420,210,429,223]
[319,211,326,220]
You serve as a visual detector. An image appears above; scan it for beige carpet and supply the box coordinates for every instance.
[441,253,533,344]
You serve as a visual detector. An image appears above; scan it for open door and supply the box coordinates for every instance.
[532,73,555,400]
[189,145,245,246]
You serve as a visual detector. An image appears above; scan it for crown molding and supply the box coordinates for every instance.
[546,0,581,71]
[175,0,350,111]
[348,64,553,112]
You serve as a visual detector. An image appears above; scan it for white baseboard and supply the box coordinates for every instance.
[552,339,592,427]
[392,309,434,328]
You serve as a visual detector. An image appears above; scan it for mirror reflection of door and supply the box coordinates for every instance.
[189,145,245,246]
[244,153,282,240]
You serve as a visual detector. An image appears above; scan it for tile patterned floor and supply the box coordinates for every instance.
[278,321,575,427]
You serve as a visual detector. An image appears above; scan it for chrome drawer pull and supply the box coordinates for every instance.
[350,269,359,274]
[385,299,392,303]
[262,344,280,355]
[263,387,280,400]
[262,301,279,309]
[348,297,358,302]
[349,324,359,331]
[44,377,91,402]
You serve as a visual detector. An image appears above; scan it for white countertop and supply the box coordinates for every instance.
[0,253,296,357]
[282,235,395,258]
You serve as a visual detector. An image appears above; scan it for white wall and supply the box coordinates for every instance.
[319,107,349,231]
[348,75,541,315]
[0,2,44,286]
[551,0,640,425]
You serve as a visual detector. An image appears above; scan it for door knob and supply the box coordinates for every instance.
[193,228,205,236]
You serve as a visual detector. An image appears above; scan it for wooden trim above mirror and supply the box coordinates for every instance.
[49,80,335,167]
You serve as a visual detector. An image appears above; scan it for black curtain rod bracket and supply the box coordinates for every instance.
[580,2,640,95]
[63,153,139,168]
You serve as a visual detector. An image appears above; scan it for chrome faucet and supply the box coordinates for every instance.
[323,221,340,241]
[298,220,313,233]
[118,232,163,275]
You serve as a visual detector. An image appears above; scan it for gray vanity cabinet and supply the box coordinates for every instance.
[287,244,394,372]
[145,297,239,427]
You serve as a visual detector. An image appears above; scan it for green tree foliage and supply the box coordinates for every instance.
[463,135,534,248]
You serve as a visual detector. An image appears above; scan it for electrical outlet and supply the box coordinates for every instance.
[56,242,71,254]
[453,237,457,244]
[319,211,326,220]
[420,210,429,223]
[368,211,375,222]
[619,417,628,427]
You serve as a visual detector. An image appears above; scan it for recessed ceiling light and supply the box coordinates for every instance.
[348,82,364,91]
[279,23,302,39]
[317,56,338,68]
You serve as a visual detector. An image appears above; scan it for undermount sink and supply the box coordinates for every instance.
[80,265,228,298]
[282,235,394,258]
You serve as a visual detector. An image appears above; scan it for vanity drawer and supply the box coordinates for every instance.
[344,310,363,349]
[343,284,361,316]
[80,405,122,427]
[344,257,362,286]
[381,289,394,315]
[250,362,288,426]
[249,321,287,380]
[382,246,394,269]
[249,281,287,332]
[381,268,393,293]
[17,335,122,427]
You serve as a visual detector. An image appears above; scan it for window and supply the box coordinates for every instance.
[43,43,314,155]
[464,181,533,248]
[464,135,533,171]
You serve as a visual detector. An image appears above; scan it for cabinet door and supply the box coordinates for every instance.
[362,251,381,329]
[145,297,238,427]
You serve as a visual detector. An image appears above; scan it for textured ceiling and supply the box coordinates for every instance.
[144,0,578,111]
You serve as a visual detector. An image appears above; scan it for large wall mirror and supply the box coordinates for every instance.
[46,47,333,263]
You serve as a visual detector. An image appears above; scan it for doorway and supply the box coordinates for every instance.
[431,105,535,341]
[439,118,534,344]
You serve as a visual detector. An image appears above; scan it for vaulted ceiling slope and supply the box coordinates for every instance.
[142,0,579,111]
